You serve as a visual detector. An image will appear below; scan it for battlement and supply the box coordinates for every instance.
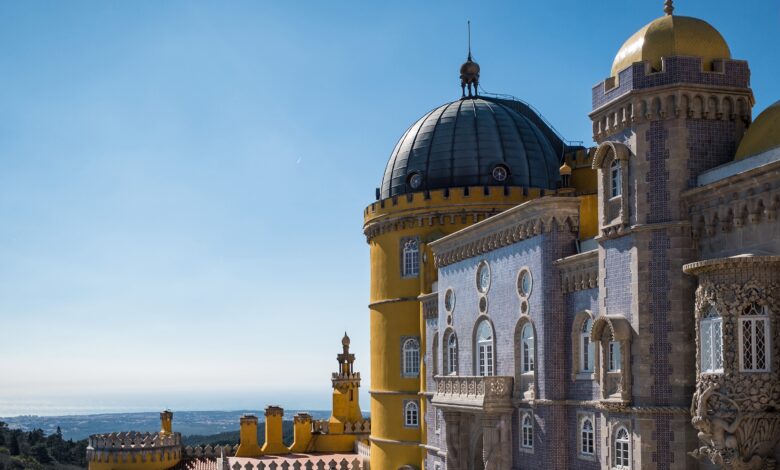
[593,56,751,111]
[311,419,371,435]
[331,372,360,382]
[86,431,182,464]
[184,444,237,458]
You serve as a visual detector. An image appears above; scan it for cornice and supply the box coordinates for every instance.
[683,256,780,276]
[555,250,599,294]
[429,197,581,268]
[418,292,438,319]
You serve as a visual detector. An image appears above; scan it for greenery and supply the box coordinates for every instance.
[0,422,87,470]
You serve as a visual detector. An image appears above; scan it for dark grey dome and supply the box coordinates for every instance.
[380,97,563,199]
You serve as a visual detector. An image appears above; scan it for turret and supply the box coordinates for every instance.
[330,333,362,430]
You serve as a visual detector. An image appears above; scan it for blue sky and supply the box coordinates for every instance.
[0,0,778,416]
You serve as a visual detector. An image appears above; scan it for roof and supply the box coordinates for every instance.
[379,97,564,199]
[736,101,780,160]
[611,14,731,77]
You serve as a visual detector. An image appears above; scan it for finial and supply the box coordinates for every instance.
[467,20,472,61]
[664,0,674,15]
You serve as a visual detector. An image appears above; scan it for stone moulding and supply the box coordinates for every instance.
[418,291,438,319]
[428,197,581,268]
[555,249,598,293]
[431,375,514,413]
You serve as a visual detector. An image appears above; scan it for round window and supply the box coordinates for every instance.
[444,289,455,312]
[492,165,508,182]
[408,172,423,189]
[476,262,490,293]
[518,269,533,298]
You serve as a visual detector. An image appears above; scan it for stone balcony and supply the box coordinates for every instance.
[432,375,514,413]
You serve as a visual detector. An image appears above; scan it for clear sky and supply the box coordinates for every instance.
[1,0,778,417]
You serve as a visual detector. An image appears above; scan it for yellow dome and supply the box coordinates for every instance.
[735,101,780,160]
[611,14,731,77]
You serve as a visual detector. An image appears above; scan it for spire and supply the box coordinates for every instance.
[467,20,473,61]
[664,0,674,15]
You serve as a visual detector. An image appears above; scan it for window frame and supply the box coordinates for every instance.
[579,416,595,457]
[610,159,622,198]
[521,323,535,374]
[700,306,724,374]
[581,318,595,373]
[446,332,458,375]
[401,238,420,278]
[738,303,771,373]
[614,426,631,469]
[476,320,495,377]
[608,340,621,372]
[520,412,534,449]
[403,400,419,428]
[402,337,420,378]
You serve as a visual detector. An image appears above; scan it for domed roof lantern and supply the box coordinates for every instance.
[664,0,674,16]
[460,21,480,98]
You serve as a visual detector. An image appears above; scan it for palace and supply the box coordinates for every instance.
[88,1,780,469]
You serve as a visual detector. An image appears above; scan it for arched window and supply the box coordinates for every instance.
[432,333,439,376]
[608,337,621,372]
[581,318,595,373]
[740,301,770,372]
[435,408,441,434]
[446,333,458,375]
[614,426,630,468]
[521,324,535,374]
[476,320,494,377]
[402,338,420,377]
[610,159,622,198]
[404,401,419,427]
[402,238,419,277]
[700,306,723,373]
[521,413,533,448]
[580,418,594,455]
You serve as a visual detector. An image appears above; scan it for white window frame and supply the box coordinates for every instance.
[446,333,458,375]
[739,303,771,372]
[614,426,631,469]
[521,324,535,374]
[404,401,419,428]
[402,238,419,277]
[520,413,533,449]
[476,320,494,377]
[579,416,595,456]
[608,341,621,372]
[700,306,723,373]
[610,159,622,198]
[581,318,595,373]
[402,338,420,377]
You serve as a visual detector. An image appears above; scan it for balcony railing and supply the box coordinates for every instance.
[432,375,514,413]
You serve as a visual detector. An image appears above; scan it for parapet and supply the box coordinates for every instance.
[86,431,182,468]
[592,56,751,111]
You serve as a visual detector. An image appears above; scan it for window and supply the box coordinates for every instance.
[476,321,494,377]
[608,340,621,372]
[434,408,441,434]
[614,426,630,468]
[403,338,420,377]
[518,269,533,298]
[740,302,770,372]
[610,159,622,198]
[581,318,595,373]
[476,261,490,293]
[700,306,723,373]
[521,324,535,373]
[446,333,458,375]
[521,413,533,448]
[402,239,419,277]
[432,333,439,376]
[404,401,419,427]
[580,418,595,455]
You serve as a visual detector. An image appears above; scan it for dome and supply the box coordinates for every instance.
[611,13,731,77]
[735,101,780,160]
[379,97,562,199]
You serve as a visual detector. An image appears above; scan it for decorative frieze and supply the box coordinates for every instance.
[419,291,438,319]
[428,197,580,268]
[556,250,598,293]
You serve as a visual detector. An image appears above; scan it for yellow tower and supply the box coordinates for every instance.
[363,54,583,469]
[330,332,363,428]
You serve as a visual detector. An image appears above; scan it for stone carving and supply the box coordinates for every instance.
[432,376,514,413]
[685,259,780,470]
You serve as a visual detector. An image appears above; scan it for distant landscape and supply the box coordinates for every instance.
[0,410,334,441]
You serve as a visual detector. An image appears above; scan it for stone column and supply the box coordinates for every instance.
[443,411,462,470]
[481,414,503,470]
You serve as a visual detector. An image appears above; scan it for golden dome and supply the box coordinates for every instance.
[735,101,780,160]
[611,13,731,77]
[559,162,572,176]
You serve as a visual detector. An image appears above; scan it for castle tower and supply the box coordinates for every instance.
[329,332,363,429]
[364,53,584,469]
[589,1,753,468]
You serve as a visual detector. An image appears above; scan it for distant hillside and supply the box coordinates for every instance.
[0,421,87,470]
[1,410,331,441]
[182,421,294,447]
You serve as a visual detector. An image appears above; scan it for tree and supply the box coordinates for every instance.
[8,434,19,456]
[31,444,52,464]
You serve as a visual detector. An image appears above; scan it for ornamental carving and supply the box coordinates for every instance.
[686,258,780,470]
